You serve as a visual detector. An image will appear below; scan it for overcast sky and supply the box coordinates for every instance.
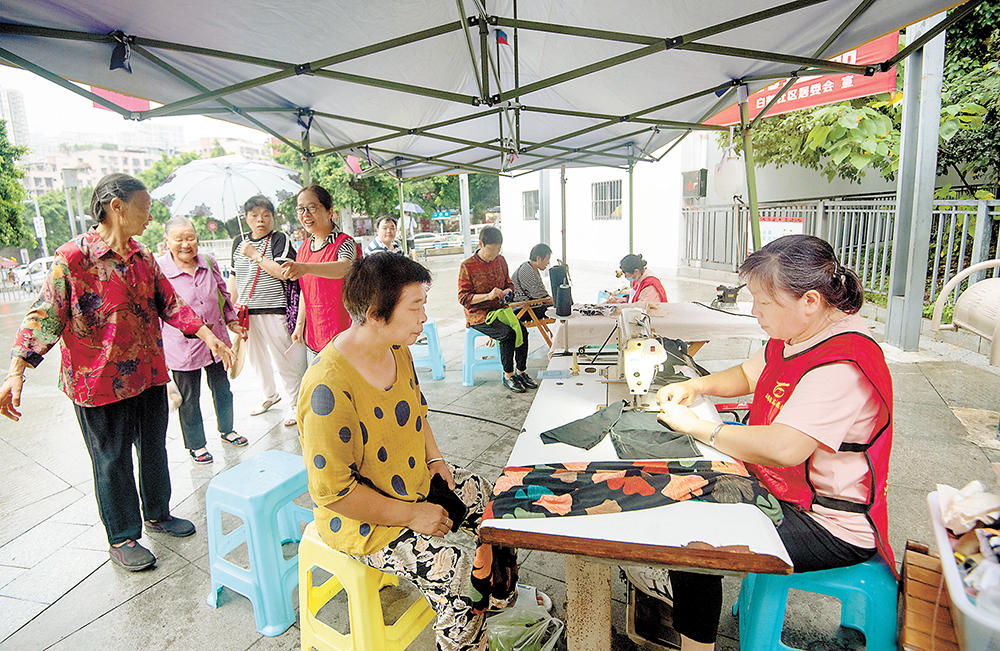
[0,66,267,144]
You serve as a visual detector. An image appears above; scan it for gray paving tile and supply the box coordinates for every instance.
[918,361,1000,411]
[0,520,90,569]
[893,399,970,446]
[0,595,47,642]
[0,487,82,548]
[892,368,947,406]
[49,492,102,527]
[66,524,110,552]
[0,547,107,604]
[0,544,188,650]
[0,565,24,591]
[888,437,993,493]
[47,563,266,651]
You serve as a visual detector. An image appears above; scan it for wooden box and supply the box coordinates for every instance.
[900,540,960,651]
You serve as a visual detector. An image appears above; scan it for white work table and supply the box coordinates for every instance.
[549,301,765,354]
[479,353,790,650]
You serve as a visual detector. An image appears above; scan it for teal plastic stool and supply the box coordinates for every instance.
[205,450,314,636]
[733,557,897,650]
[410,317,445,380]
[462,327,503,387]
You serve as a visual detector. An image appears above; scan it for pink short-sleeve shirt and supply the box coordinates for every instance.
[742,313,879,548]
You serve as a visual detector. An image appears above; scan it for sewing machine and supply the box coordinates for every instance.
[617,307,667,404]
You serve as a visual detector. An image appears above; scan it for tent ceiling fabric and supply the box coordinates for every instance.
[0,0,968,178]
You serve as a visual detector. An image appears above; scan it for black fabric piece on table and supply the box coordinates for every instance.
[610,410,701,459]
[426,474,468,532]
[540,400,625,450]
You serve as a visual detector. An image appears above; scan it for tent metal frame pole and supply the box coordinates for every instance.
[885,14,947,351]
[749,0,879,130]
[478,15,490,101]
[456,1,486,100]
[738,85,762,251]
[509,127,653,170]
[0,46,132,117]
[129,42,303,151]
[519,105,727,131]
[560,165,567,264]
[627,144,635,254]
[397,175,409,257]
[513,0,521,150]
[302,130,312,187]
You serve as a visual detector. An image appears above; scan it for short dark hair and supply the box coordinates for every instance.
[90,173,147,223]
[376,216,398,228]
[243,195,275,215]
[297,185,333,210]
[480,226,502,245]
[619,253,646,274]
[529,243,552,261]
[343,253,432,324]
[740,234,864,313]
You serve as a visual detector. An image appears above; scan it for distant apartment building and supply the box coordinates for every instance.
[0,87,30,148]
[21,145,162,197]
[193,136,270,160]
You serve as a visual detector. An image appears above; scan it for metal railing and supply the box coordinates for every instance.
[682,197,1000,305]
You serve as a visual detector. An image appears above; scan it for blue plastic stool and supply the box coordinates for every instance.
[733,557,897,650]
[410,317,445,380]
[205,450,314,636]
[462,327,503,387]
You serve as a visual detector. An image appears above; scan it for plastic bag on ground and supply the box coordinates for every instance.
[487,602,564,651]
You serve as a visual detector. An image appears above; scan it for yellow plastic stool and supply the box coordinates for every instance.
[299,521,435,650]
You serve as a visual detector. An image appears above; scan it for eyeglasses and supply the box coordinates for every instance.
[296,204,322,216]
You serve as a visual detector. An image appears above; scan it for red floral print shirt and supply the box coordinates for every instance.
[12,230,204,407]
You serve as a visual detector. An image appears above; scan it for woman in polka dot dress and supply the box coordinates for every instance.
[298,253,515,650]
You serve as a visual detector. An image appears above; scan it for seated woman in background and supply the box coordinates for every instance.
[511,242,553,321]
[457,226,536,394]
[298,253,544,651]
[606,253,668,303]
[650,235,892,650]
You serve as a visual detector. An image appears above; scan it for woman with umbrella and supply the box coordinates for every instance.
[0,173,235,571]
[281,185,361,363]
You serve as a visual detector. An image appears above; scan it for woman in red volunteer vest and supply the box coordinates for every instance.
[607,253,668,303]
[282,186,362,364]
[654,234,893,650]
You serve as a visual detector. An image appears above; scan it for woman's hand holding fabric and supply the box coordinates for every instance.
[429,459,455,489]
[657,402,703,435]
[408,502,452,538]
[657,378,701,406]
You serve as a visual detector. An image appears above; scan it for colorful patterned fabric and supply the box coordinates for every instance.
[12,230,204,407]
[484,460,784,526]
[354,464,517,651]
[457,251,514,326]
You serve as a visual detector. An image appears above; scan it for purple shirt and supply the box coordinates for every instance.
[156,252,237,372]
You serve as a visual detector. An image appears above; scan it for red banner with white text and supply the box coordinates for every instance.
[705,32,899,126]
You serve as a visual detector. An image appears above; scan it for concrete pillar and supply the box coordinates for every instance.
[885,14,946,351]
[538,169,551,247]
[564,555,612,651]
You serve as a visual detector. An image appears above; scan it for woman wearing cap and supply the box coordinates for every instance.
[606,253,668,303]
[157,216,246,464]
[652,235,893,650]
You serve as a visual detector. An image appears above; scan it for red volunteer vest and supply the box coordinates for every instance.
[297,232,361,352]
[631,275,668,303]
[745,332,895,569]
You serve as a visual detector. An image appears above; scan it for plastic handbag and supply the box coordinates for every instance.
[487,603,564,651]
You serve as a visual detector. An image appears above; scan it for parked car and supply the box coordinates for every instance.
[411,233,445,249]
[18,256,54,291]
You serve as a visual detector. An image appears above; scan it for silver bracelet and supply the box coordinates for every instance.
[426,457,445,466]
[709,423,724,447]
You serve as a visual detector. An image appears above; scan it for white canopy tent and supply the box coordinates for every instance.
[0,0,981,350]
[0,1,975,180]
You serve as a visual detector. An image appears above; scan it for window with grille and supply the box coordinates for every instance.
[592,180,622,220]
[522,190,539,221]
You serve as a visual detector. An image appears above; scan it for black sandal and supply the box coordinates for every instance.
[220,432,248,447]
[189,449,214,464]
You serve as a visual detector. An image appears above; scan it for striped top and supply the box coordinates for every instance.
[512,261,550,303]
[311,228,359,259]
[231,231,296,315]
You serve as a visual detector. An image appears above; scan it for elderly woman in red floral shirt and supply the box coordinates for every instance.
[0,173,235,572]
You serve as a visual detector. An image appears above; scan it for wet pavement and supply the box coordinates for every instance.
[1,253,998,650]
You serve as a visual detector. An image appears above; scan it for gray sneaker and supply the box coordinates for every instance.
[109,539,156,571]
[144,516,196,538]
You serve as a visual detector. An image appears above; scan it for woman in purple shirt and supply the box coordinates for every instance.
[156,217,247,463]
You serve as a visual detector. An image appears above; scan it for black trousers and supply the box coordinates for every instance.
[472,320,528,374]
[73,385,172,545]
[172,361,233,450]
[669,500,876,644]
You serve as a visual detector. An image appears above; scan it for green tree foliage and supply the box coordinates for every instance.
[136,151,201,248]
[723,1,999,192]
[0,120,30,248]
[18,188,94,255]
[210,139,227,157]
